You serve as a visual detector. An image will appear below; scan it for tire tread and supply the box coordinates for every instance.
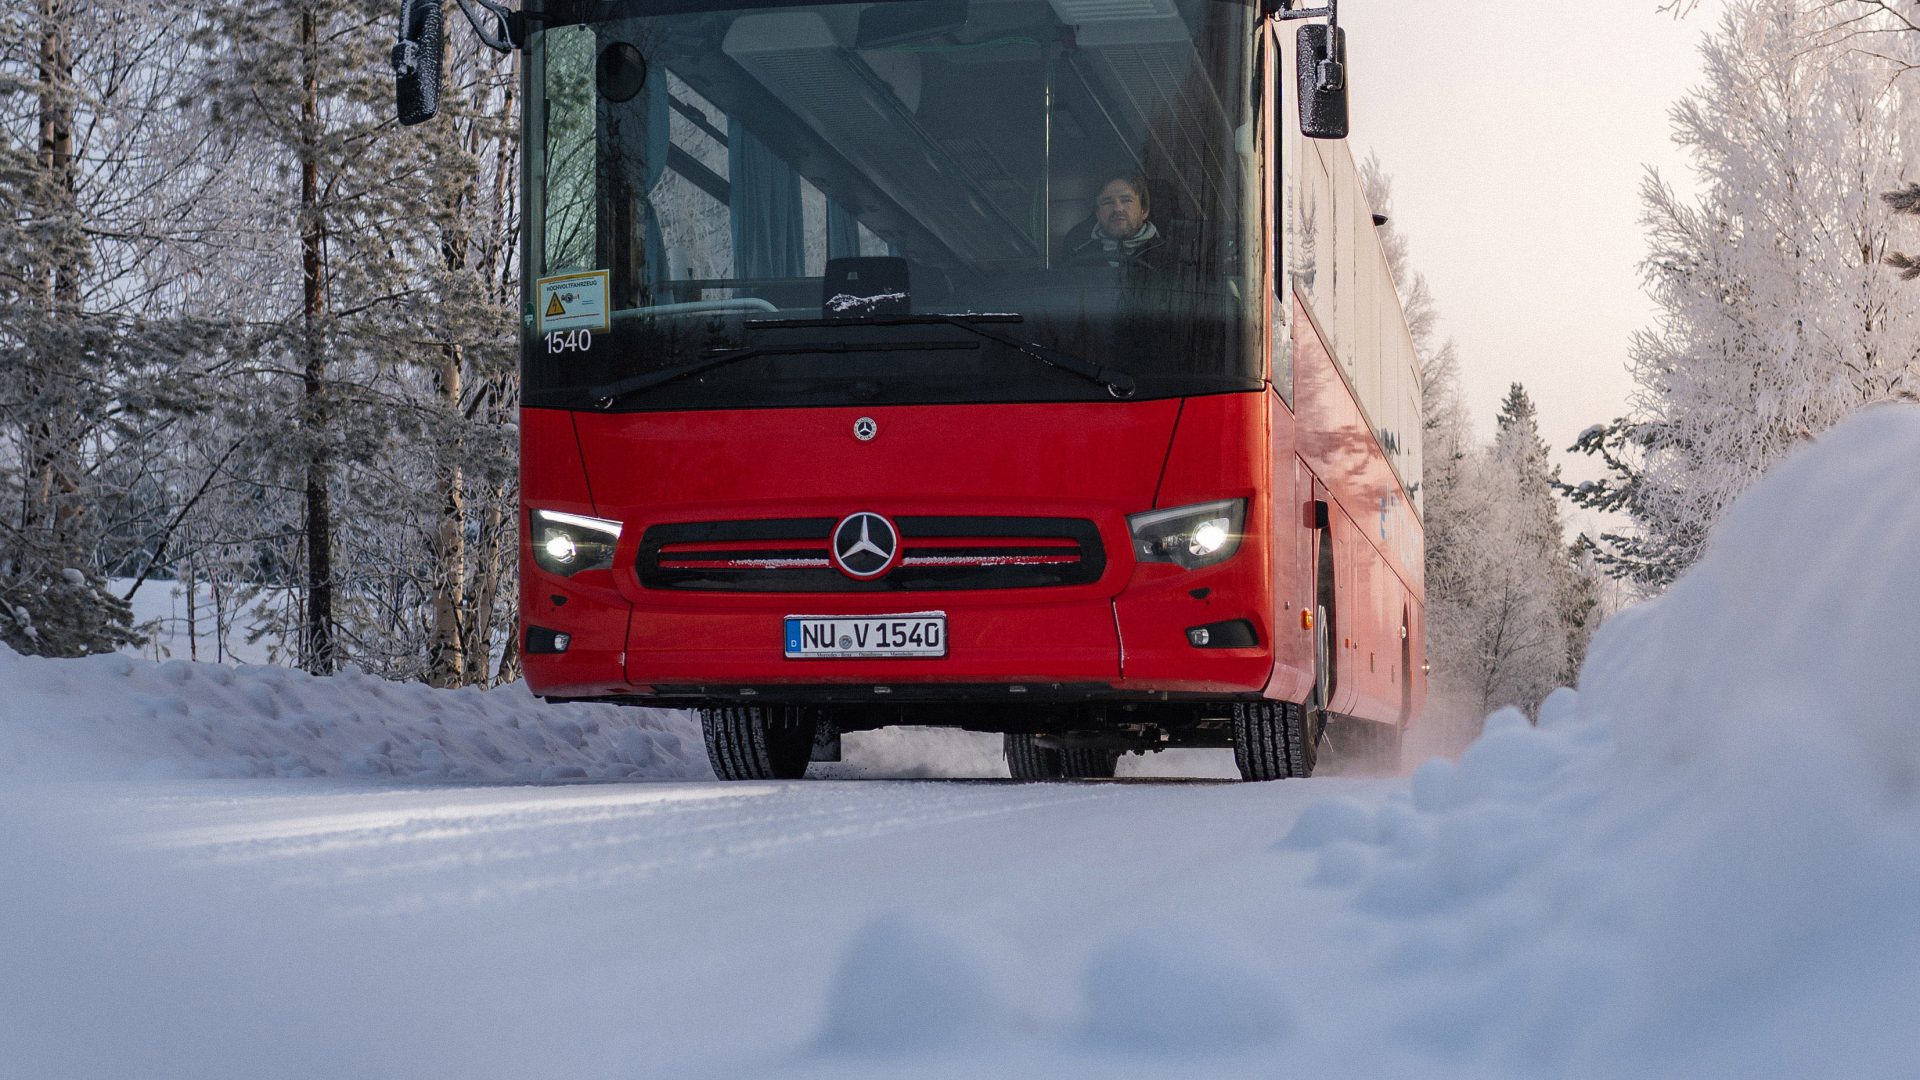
[702,705,812,780]
[1004,733,1062,779]
[1233,701,1316,782]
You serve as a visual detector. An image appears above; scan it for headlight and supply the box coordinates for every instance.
[1128,499,1246,571]
[531,509,621,576]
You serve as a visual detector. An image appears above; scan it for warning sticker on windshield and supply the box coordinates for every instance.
[537,271,609,333]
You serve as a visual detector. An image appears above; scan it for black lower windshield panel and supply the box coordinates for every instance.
[523,0,1264,411]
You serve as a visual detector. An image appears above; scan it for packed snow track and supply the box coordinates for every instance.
[5,770,1394,1080]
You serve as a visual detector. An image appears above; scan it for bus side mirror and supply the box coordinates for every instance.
[393,0,446,126]
[1296,23,1348,140]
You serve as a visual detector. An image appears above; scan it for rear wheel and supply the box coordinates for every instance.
[1233,701,1317,781]
[1288,696,1322,779]
[1004,733,1063,779]
[702,705,817,780]
[1057,747,1121,778]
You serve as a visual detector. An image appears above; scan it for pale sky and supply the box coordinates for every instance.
[1339,1,1725,497]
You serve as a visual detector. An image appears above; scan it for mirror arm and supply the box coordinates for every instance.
[1276,0,1345,97]
[1269,0,1337,25]
[451,0,522,52]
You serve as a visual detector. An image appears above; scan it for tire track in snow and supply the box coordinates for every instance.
[148,781,1126,915]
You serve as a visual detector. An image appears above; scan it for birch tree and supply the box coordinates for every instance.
[1569,0,1920,589]
[0,0,233,656]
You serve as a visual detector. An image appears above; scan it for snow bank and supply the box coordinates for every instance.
[0,647,707,783]
[1281,404,1920,1078]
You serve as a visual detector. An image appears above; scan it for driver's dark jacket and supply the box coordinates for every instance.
[1059,220,1173,271]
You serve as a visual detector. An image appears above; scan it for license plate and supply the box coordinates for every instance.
[784,613,947,659]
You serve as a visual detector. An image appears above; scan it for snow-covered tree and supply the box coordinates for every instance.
[181,0,522,683]
[1569,0,1920,590]
[1367,164,1591,717]
[0,0,238,656]
[1491,385,1591,691]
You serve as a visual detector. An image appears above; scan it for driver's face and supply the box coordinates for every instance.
[1096,180,1147,239]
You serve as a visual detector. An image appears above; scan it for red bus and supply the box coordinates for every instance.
[398,0,1424,780]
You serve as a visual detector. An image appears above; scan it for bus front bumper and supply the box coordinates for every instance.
[521,563,1285,707]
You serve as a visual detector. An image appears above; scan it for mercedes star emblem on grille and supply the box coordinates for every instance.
[853,417,878,442]
[831,512,899,579]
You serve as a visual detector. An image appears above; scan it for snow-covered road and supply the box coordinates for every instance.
[11,407,1920,1079]
[7,771,1401,1079]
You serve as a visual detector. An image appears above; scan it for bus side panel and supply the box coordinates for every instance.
[1330,503,1359,717]
[1292,302,1420,726]
[520,406,636,698]
[1266,395,1314,704]
[1326,497,1405,724]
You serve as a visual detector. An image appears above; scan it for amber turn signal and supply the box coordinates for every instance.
[1301,610,1314,630]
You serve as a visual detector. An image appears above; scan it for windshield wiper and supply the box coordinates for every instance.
[748,313,1138,398]
[930,315,1137,399]
[588,339,978,409]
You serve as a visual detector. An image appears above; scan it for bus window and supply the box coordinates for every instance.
[520,0,1266,412]
[542,24,597,275]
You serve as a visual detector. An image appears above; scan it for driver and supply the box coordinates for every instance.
[1060,173,1169,269]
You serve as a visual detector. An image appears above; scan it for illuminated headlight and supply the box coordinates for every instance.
[1128,499,1247,571]
[531,509,621,576]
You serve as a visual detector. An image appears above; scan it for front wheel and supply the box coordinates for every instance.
[1232,701,1319,781]
[702,705,817,780]
[1005,733,1063,779]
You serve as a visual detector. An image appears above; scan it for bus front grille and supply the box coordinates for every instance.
[637,516,1107,592]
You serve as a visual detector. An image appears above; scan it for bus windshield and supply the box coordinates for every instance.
[523,0,1263,411]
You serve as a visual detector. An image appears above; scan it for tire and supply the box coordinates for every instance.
[1232,700,1317,781]
[1287,697,1322,779]
[1005,733,1063,779]
[1057,747,1121,778]
[702,705,816,780]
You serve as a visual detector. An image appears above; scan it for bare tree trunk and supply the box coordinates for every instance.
[427,342,467,686]
[466,474,511,685]
[298,1,335,675]
[211,558,229,663]
[38,0,71,297]
[495,619,521,685]
[25,0,76,541]
[487,57,522,688]
[184,557,198,661]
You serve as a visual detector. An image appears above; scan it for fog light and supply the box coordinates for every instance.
[525,626,571,655]
[1186,619,1259,649]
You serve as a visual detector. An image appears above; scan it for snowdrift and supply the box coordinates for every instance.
[0,647,708,782]
[1279,403,1920,1077]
